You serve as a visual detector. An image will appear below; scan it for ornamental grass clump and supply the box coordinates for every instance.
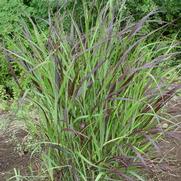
[5,1,181,180]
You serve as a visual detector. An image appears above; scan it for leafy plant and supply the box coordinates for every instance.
[154,0,181,20]
[0,0,60,100]
[0,0,26,36]
[126,0,156,19]
[126,0,181,38]
[126,0,181,22]
[0,0,58,36]
[4,1,181,180]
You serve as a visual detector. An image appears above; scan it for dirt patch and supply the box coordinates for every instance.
[149,97,181,180]
[0,129,31,180]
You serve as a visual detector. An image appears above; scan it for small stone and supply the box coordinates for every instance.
[162,123,168,129]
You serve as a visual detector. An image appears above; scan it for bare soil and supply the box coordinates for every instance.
[151,132,181,181]
[149,97,181,180]
[0,130,30,180]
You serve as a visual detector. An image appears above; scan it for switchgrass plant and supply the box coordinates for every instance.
[4,1,181,180]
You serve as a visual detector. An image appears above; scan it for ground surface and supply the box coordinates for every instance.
[149,97,181,181]
[0,130,30,180]
[0,98,180,181]
[0,110,33,181]
[159,98,181,181]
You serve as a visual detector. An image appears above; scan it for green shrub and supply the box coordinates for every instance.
[126,0,156,19]
[154,0,181,20]
[126,0,181,22]
[0,56,9,85]
[0,0,59,36]
[126,0,181,39]
[0,0,25,36]
[0,55,14,99]
[6,1,181,180]
[0,0,56,99]
[0,85,7,99]
[154,0,181,38]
